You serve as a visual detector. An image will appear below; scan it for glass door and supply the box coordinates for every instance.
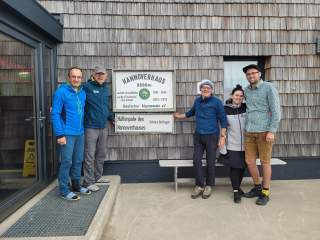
[42,46,56,179]
[0,32,37,203]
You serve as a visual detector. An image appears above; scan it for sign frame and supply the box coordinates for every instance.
[115,113,175,134]
[112,69,176,112]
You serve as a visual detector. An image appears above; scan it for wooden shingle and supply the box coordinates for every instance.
[39,0,320,159]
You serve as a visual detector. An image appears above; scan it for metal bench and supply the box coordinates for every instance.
[159,158,287,192]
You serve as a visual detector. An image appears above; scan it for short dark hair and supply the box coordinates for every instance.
[231,84,244,95]
[242,64,261,74]
[226,85,244,104]
[68,66,83,77]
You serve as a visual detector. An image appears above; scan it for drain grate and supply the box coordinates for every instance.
[2,185,108,237]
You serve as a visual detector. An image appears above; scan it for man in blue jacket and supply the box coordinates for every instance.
[51,67,91,200]
[174,79,227,199]
[82,66,114,192]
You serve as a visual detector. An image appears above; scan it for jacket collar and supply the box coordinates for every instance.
[65,82,83,93]
[200,95,213,103]
[225,103,242,109]
[88,77,106,87]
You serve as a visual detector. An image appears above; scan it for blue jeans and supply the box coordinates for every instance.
[58,135,84,196]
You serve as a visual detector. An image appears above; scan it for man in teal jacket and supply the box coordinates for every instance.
[83,66,114,192]
[51,67,91,200]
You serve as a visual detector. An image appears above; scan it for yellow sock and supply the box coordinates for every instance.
[262,189,270,196]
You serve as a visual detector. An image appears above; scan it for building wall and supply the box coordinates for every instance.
[39,0,320,159]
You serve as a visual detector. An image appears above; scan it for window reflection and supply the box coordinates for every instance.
[0,32,36,204]
[223,61,257,101]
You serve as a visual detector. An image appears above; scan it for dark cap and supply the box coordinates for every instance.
[242,64,261,74]
[94,65,107,74]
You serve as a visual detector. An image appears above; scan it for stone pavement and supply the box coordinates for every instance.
[103,179,320,240]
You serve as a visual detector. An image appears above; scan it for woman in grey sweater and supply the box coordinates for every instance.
[223,85,247,203]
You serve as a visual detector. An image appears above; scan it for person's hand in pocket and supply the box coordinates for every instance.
[57,137,66,145]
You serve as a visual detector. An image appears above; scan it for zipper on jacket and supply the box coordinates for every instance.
[236,107,243,151]
[76,92,82,131]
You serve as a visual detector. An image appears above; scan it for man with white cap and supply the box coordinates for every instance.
[174,79,227,199]
[82,66,114,191]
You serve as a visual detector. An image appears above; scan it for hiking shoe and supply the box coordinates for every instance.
[96,177,110,183]
[61,192,80,201]
[74,187,91,195]
[233,191,241,203]
[191,186,204,199]
[243,186,262,198]
[87,184,100,192]
[202,186,212,199]
[256,194,270,206]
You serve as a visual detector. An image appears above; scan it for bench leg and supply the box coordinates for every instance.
[174,167,178,192]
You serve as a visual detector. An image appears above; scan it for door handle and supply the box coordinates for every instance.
[39,111,46,121]
[39,116,46,121]
[24,116,36,121]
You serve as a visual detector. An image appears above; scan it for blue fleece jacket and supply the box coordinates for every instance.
[185,96,227,135]
[51,83,86,138]
[83,79,114,129]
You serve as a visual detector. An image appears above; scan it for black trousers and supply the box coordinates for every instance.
[230,168,245,191]
[193,133,218,187]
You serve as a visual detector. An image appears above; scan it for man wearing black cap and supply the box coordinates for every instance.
[174,79,227,199]
[82,66,114,192]
[242,64,281,206]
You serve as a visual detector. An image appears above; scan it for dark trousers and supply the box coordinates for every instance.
[193,133,218,187]
[230,167,245,190]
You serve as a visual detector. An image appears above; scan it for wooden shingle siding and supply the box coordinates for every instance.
[39,0,320,158]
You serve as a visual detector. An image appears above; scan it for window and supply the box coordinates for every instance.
[223,57,265,101]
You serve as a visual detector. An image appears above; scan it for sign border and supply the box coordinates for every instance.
[115,113,175,134]
[112,69,176,112]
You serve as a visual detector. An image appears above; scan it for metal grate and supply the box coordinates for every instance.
[1,185,108,237]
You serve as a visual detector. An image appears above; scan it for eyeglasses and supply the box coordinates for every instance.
[246,71,260,76]
[201,86,212,90]
[70,76,82,79]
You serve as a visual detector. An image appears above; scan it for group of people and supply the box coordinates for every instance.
[51,66,114,200]
[51,63,280,206]
[174,64,281,206]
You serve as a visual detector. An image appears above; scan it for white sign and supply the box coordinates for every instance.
[115,113,174,133]
[113,70,175,112]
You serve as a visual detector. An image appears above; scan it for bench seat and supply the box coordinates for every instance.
[159,158,287,192]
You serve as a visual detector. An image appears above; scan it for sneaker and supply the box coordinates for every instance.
[96,177,110,183]
[202,186,212,199]
[191,186,204,199]
[233,191,241,203]
[61,192,80,201]
[243,186,262,198]
[74,187,91,195]
[87,184,100,192]
[256,193,270,206]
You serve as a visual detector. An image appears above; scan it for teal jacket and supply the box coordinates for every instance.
[83,79,114,129]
